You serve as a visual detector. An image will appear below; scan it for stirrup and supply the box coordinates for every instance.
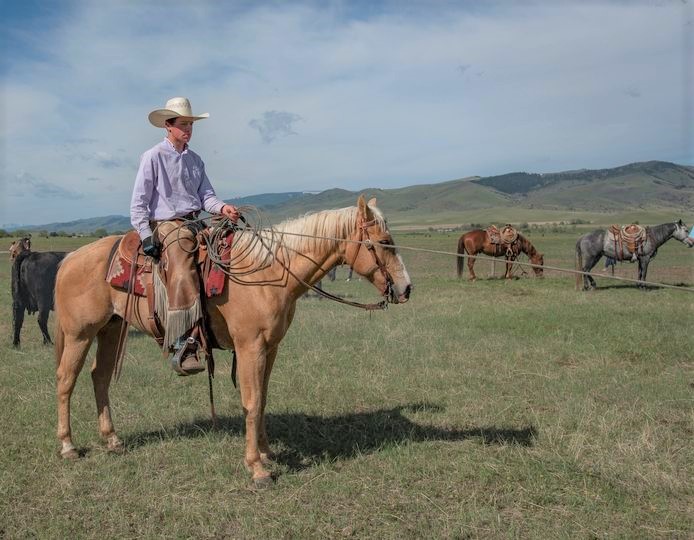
[170,336,201,375]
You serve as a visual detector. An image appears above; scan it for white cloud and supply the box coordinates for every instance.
[249,110,303,143]
[1,0,691,225]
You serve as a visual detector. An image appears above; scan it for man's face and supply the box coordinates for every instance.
[168,117,194,144]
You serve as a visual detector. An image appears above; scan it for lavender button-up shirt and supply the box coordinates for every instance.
[130,139,226,239]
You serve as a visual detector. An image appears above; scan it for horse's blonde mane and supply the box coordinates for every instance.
[234,204,386,260]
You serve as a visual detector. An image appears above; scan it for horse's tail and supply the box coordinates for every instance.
[575,240,583,291]
[457,236,466,278]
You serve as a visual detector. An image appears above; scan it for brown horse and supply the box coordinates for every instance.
[54,196,412,487]
[456,229,544,280]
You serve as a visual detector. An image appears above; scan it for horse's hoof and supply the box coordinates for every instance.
[260,452,275,465]
[253,475,274,489]
[107,440,125,454]
[60,448,79,460]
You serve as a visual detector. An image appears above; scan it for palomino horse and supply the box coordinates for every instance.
[456,230,544,280]
[54,196,412,487]
[575,220,690,290]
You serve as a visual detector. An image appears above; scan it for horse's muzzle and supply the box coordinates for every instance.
[396,283,412,304]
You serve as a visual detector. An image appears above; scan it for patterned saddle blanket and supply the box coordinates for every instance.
[106,227,235,298]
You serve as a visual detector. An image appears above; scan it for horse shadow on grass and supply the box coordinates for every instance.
[124,402,537,472]
[585,283,690,292]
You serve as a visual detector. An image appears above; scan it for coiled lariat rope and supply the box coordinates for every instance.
[159,208,694,295]
[162,208,389,309]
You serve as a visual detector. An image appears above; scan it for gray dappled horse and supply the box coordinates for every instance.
[575,220,690,290]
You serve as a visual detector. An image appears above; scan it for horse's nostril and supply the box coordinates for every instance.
[404,284,412,299]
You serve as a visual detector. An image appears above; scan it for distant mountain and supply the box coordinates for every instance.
[12,215,133,235]
[471,161,694,211]
[472,161,694,194]
[13,161,694,233]
[226,192,305,207]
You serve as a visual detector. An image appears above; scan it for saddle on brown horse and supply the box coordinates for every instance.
[486,224,519,256]
[486,224,518,245]
[608,223,646,261]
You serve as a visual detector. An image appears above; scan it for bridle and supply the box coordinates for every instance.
[274,214,397,311]
[347,217,396,302]
[223,213,395,311]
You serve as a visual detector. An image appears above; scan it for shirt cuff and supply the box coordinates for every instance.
[137,224,153,240]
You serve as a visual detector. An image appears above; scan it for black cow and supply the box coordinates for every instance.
[12,250,67,347]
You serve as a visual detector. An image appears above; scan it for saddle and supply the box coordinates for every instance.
[486,224,518,245]
[608,223,646,261]
[105,225,236,345]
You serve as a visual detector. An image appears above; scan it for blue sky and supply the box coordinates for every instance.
[1,0,692,226]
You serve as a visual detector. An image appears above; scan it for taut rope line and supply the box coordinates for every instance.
[233,226,694,294]
[72,208,694,295]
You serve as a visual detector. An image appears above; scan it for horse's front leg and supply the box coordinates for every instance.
[236,340,273,487]
[637,257,650,289]
[504,257,515,279]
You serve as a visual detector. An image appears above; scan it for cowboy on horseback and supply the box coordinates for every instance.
[130,97,239,375]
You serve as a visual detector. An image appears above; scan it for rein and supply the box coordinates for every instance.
[255,216,390,311]
[157,212,393,311]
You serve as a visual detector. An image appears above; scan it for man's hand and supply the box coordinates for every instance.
[221,204,240,223]
[142,236,160,259]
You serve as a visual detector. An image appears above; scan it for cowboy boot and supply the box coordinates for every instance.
[171,336,205,376]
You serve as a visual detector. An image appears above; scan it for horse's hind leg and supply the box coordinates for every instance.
[258,345,279,464]
[57,334,94,459]
[467,257,477,281]
[91,320,124,453]
[582,254,601,290]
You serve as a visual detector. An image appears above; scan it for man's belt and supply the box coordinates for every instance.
[180,211,201,221]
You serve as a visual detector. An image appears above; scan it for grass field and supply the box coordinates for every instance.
[1,228,693,538]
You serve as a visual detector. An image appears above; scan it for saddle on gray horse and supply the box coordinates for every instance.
[608,223,646,261]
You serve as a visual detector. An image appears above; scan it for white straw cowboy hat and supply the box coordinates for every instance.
[148,97,210,128]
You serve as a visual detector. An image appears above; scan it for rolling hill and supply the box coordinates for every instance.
[11,160,694,234]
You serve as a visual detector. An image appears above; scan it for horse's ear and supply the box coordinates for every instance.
[357,195,372,219]
[368,197,377,207]
[678,219,683,225]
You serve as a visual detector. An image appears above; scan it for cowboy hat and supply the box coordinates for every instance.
[148,97,210,128]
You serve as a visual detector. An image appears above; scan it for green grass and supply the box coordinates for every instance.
[1,230,693,538]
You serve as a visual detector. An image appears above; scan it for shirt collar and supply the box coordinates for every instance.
[163,138,189,154]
